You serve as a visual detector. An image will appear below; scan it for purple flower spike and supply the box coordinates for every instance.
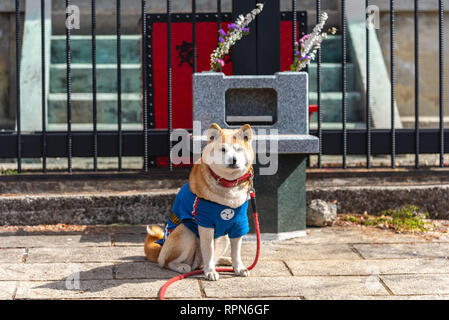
[242,27,249,32]
[228,23,238,29]
[219,29,227,36]
[219,37,225,43]
[299,54,311,61]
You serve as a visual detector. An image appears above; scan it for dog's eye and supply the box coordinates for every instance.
[221,147,226,153]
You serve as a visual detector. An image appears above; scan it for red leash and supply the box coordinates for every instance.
[158,190,260,300]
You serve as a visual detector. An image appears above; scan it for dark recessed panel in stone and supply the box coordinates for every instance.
[225,88,277,126]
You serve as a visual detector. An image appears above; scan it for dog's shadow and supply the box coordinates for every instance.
[34,256,183,294]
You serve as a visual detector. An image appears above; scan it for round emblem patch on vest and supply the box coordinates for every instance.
[220,208,235,220]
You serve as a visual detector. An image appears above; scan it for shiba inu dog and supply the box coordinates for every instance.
[144,123,255,281]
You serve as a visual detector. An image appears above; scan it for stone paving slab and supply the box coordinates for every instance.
[115,260,291,279]
[200,276,389,298]
[304,295,449,300]
[115,262,179,280]
[240,243,361,261]
[0,234,110,248]
[0,263,113,281]
[282,227,444,244]
[1,225,449,299]
[26,246,144,263]
[381,275,449,295]
[109,226,149,234]
[0,249,27,263]
[113,233,146,247]
[0,281,17,300]
[15,279,201,299]
[353,243,449,259]
[285,258,449,276]
[218,297,304,300]
[241,261,292,277]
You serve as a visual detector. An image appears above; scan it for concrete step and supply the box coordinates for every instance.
[50,35,343,65]
[47,93,141,125]
[46,91,361,125]
[315,35,352,63]
[1,171,448,225]
[51,35,141,64]
[309,122,366,130]
[50,64,141,94]
[400,116,449,129]
[309,92,363,122]
[0,190,178,225]
[308,63,355,92]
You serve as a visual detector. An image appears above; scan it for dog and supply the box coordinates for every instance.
[144,123,255,281]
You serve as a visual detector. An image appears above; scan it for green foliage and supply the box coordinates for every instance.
[343,205,430,233]
[0,169,19,175]
[380,205,429,232]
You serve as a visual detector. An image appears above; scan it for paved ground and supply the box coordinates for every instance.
[1,224,449,300]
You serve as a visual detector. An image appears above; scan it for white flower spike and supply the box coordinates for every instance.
[210,3,264,71]
[291,12,336,72]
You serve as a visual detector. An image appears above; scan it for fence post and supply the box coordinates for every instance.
[232,0,257,75]
[232,0,280,75]
[256,0,280,75]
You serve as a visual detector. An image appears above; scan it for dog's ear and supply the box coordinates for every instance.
[236,124,253,143]
[207,123,222,143]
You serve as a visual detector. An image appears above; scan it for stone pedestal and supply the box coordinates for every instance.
[248,154,307,235]
[193,71,318,237]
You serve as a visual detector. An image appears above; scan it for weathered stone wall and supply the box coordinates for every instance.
[0,1,23,130]
[376,5,449,127]
[51,0,339,35]
[0,13,11,125]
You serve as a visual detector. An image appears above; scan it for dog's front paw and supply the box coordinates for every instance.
[234,267,250,277]
[204,270,219,281]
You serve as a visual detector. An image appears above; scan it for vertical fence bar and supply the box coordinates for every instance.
[92,0,98,171]
[317,0,322,168]
[414,0,419,168]
[341,0,347,168]
[217,0,221,26]
[167,0,173,171]
[66,0,72,173]
[142,0,149,172]
[293,1,305,166]
[192,0,197,73]
[217,0,222,72]
[439,0,445,167]
[217,0,222,36]
[366,0,371,168]
[390,0,396,168]
[41,0,47,172]
[116,0,123,171]
[292,0,297,60]
[15,0,22,173]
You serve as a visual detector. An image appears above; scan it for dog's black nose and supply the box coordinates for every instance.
[232,157,237,165]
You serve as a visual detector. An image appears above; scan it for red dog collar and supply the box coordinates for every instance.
[209,168,254,188]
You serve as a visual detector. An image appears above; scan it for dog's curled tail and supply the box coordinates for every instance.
[144,225,164,263]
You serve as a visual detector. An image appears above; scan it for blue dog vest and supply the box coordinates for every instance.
[156,182,249,246]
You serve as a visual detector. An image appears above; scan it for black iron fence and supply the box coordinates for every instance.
[0,0,446,173]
